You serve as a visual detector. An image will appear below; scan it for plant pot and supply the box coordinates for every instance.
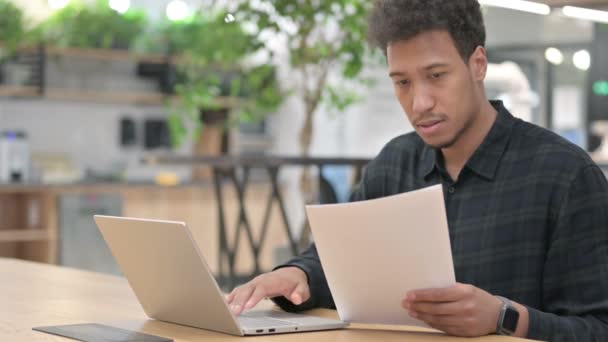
[200,108,229,126]
[192,108,230,181]
[192,125,225,181]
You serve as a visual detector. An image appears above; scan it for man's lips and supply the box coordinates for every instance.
[416,119,444,128]
[416,119,445,135]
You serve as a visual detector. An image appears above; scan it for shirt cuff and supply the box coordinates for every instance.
[524,304,547,340]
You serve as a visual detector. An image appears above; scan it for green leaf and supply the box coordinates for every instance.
[36,0,147,50]
[0,0,26,52]
[164,0,379,146]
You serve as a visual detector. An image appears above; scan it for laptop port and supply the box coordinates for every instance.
[269,329,276,333]
[256,329,263,333]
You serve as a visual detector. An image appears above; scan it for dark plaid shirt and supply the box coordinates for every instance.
[274,101,608,341]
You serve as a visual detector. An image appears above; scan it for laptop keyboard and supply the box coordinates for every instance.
[237,314,299,329]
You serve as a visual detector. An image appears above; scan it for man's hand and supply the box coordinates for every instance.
[226,267,310,315]
[402,283,503,337]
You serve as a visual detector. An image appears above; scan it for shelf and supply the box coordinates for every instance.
[0,43,243,106]
[0,84,169,105]
[45,46,172,64]
[0,85,242,106]
[45,88,169,105]
[0,229,52,242]
[0,86,167,105]
[1,42,172,64]
[0,85,40,97]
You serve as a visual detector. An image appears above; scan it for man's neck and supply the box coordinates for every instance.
[442,101,498,181]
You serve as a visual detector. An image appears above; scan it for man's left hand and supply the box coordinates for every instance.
[403,283,503,337]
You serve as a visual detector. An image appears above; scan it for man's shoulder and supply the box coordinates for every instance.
[511,119,596,172]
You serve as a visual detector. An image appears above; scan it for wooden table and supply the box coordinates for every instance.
[1,258,535,341]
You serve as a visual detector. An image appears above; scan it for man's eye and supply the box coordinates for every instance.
[396,80,410,86]
[430,72,445,79]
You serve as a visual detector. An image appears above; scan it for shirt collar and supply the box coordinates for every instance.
[421,143,438,179]
[421,100,516,181]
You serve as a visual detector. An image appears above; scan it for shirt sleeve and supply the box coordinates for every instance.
[526,165,608,341]
[271,173,369,312]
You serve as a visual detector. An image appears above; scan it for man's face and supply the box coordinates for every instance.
[387,31,486,149]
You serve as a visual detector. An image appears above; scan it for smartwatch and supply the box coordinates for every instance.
[496,296,519,336]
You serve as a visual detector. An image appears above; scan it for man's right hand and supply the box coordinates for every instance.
[226,267,310,315]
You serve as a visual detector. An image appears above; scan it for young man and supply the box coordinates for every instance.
[227,1,608,340]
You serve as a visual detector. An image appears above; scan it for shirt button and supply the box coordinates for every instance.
[448,186,455,194]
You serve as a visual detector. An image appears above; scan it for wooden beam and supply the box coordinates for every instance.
[45,46,170,64]
[0,230,51,242]
[0,86,40,97]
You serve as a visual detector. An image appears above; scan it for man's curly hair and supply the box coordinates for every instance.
[368,0,486,61]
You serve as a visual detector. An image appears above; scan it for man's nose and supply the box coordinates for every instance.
[411,85,435,115]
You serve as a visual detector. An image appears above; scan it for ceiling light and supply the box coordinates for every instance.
[562,6,608,24]
[48,0,70,10]
[478,0,550,15]
[573,50,591,71]
[545,47,564,66]
[109,0,130,14]
[166,0,191,21]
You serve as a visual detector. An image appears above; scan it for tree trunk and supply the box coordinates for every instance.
[299,108,315,157]
[298,107,316,203]
[296,61,329,246]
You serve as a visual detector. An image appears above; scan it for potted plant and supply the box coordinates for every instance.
[162,9,283,168]
[35,0,147,50]
[233,1,376,195]
[0,0,25,50]
[0,0,26,83]
[235,0,374,154]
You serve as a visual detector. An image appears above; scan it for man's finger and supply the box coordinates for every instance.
[230,285,255,315]
[288,281,310,305]
[226,289,238,304]
[407,283,471,303]
[245,286,268,309]
[404,300,466,316]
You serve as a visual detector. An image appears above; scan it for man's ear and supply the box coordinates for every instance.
[468,46,488,81]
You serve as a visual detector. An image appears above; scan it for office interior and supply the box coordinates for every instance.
[1,0,608,338]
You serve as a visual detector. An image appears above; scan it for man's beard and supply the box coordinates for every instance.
[426,114,476,150]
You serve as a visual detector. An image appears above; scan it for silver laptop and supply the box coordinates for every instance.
[94,215,347,336]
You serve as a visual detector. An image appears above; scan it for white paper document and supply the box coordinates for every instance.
[305,184,455,327]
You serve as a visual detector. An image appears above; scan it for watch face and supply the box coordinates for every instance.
[503,307,520,332]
